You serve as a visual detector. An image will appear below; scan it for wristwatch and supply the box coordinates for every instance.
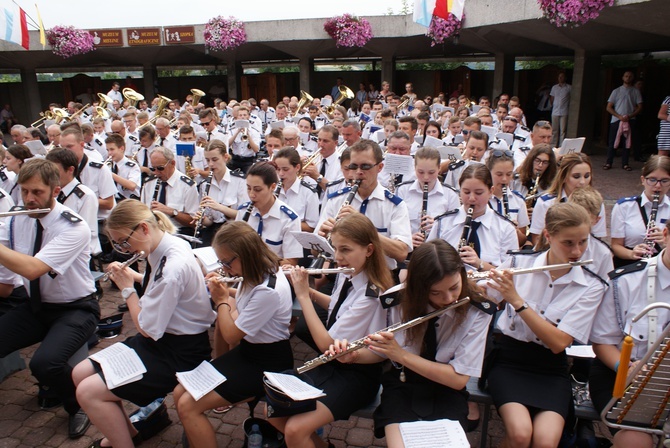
[172,208,179,217]
[515,302,529,313]
[316,174,324,185]
[121,287,136,301]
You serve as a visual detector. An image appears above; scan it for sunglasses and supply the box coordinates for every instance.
[112,223,140,253]
[200,120,212,126]
[491,150,514,158]
[149,163,168,172]
[346,162,380,171]
[217,256,237,271]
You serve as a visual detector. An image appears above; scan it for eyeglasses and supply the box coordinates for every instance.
[149,163,168,172]
[200,120,212,126]
[346,162,380,171]
[112,223,140,253]
[645,177,670,187]
[217,256,237,271]
[462,130,470,135]
[490,150,514,158]
[534,158,551,166]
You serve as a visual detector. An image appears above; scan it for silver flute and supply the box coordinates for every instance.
[467,259,593,280]
[285,267,355,276]
[100,251,145,282]
[297,297,471,374]
[0,208,51,217]
[207,275,244,285]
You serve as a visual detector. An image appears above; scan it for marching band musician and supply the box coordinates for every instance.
[338,119,362,153]
[0,159,100,439]
[484,202,606,448]
[82,124,106,162]
[427,164,519,270]
[0,146,17,196]
[273,146,320,232]
[316,139,412,270]
[298,117,319,153]
[377,131,416,193]
[140,146,199,235]
[154,117,177,153]
[175,125,208,181]
[302,126,345,199]
[199,108,227,144]
[589,224,670,448]
[257,98,276,133]
[104,134,141,201]
[175,222,294,448]
[510,144,557,203]
[442,129,488,189]
[122,110,141,155]
[73,199,214,448]
[269,213,394,447]
[3,144,32,203]
[396,147,460,246]
[235,161,303,265]
[91,118,109,158]
[264,128,285,160]
[228,106,261,173]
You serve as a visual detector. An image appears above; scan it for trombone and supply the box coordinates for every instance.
[138,95,171,130]
[69,103,90,121]
[325,85,354,115]
[31,110,55,128]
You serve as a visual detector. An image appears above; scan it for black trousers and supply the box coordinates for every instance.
[0,297,99,414]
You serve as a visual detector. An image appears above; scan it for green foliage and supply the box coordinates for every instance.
[398,61,465,71]
[0,74,21,83]
[256,66,300,74]
[516,60,574,70]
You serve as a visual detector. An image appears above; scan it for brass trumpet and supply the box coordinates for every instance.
[325,85,354,115]
[122,88,144,108]
[297,149,322,180]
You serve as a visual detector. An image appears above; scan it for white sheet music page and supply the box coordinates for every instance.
[399,419,469,448]
[89,343,147,389]
[382,154,414,176]
[176,360,227,401]
[193,246,219,273]
[263,372,326,401]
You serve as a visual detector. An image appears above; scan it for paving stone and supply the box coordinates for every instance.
[0,438,20,448]
[344,427,374,446]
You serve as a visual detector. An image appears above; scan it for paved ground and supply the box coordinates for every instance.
[0,152,646,447]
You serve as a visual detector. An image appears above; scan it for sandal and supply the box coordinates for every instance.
[623,165,633,171]
[212,405,233,414]
[602,164,612,170]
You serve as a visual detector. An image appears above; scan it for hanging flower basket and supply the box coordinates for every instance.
[538,0,615,27]
[427,14,465,47]
[46,26,95,58]
[324,14,373,48]
[204,16,247,51]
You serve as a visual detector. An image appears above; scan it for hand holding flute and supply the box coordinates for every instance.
[102,251,145,284]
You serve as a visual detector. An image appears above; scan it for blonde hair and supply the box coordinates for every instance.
[535,202,590,251]
[568,186,602,217]
[106,199,175,235]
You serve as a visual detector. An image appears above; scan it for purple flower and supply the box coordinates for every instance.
[538,0,614,27]
[204,16,247,51]
[46,25,95,58]
[427,14,465,46]
[324,14,373,48]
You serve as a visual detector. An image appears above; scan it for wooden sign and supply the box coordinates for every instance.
[127,28,161,46]
[164,26,196,44]
[89,29,123,47]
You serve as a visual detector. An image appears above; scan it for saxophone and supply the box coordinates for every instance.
[185,155,194,179]
[642,192,660,259]
[458,207,474,250]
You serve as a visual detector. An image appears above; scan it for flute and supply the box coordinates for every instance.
[457,207,474,250]
[207,275,244,285]
[420,182,429,238]
[642,192,660,259]
[193,172,214,239]
[0,208,51,218]
[297,297,471,374]
[285,267,355,276]
[100,251,145,282]
[502,185,511,219]
[467,259,593,280]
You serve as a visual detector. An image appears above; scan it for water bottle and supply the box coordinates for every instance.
[130,397,163,423]
[247,423,263,448]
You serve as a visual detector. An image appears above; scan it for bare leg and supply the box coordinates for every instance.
[612,429,653,448]
[530,410,564,448]
[498,402,533,448]
[176,387,229,448]
[384,423,405,448]
[281,402,334,448]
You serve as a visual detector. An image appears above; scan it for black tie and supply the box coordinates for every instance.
[159,138,165,147]
[142,149,149,167]
[57,191,66,204]
[326,278,352,329]
[316,159,327,195]
[30,220,43,312]
[112,163,119,175]
[158,181,168,205]
[139,261,152,296]
[420,317,438,361]
[207,132,212,142]
[467,221,482,257]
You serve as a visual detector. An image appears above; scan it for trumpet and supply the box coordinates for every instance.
[104,156,113,167]
[100,251,145,282]
[0,208,51,217]
[467,259,593,280]
[397,95,410,110]
[297,297,471,374]
[642,192,660,259]
[240,128,249,142]
[458,207,474,250]
[297,149,322,180]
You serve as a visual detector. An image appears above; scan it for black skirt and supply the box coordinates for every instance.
[373,367,468,439]
[93,331,211,407]
[212,339,293,404]
[487,335,572,419]
[303,361,382,421]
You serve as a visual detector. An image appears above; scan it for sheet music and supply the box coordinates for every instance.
[234,119,250,129]
[423,136,444,148]
[382,154,414,176]
[193,246,219,273]
[176,360,227,401]
[89,343,147,389]
[270,121,285,130]
[290,231,334,257]
[566,345,596,358]
[399,419,469,448]
[25,140,47,156]
[263,372,326,401]
[436,146,462,163]
[558,137,586,156]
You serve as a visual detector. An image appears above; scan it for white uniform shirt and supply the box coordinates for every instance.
[610,194,670,248]
[387,302,492,377]
[235,199,303,260]
[0,187,15,224]
[106,89,123,104]
[234,270,292,344]
[530,190,607,238]
[583,234,614,281]
[0,203,96,303]
[277,180,320,229]
[427,206,519,267]
[90,133,108,159]
[443,160,483,189]
[79,157,117,220]
[550,83,572,117]
[156,134,177,154]
[590,253,670,360]
[317,182,413,269]
[112,156,141,199]
[229,126,261,158]
[257,108,276,131]
[125,132,141,156]
[488,190,530,228]
[200,169,248,224]
[206,128,228,145]
[327,272,386,342]
[0,168,17,198]
[488,250,606,346]
[135,143,156,172]
[141,170,200,228]
[510,177,548,200]
[396,180,460,235]
[59,178,100,254]
[84,145,104,163]
[138,232,215,341]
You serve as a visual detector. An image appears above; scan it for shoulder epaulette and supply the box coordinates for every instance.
[89,161,103,169]
[448,160,466,171]
[365,281,381,298]
[520,125,530,132]
[309,135,319,143]
[0,190,5,199]
[513,134,527,141]
[128,135,138,142]
[470,299,497,315]
[154,255,167,281]
[125,160,136,167]
[327,186,351,200]
[608,261,646,280]
[493,210,516,227]
[326,178,345,188]
[230,169,246,179]
[582,266,609,287]
[9,205,24,211]
[60,210,82,223]
[0,171,6,181]
[397,180,414,188]
[73,185,85,199]
[300,180,318,193]
[442,183,459,194]
[94,138,103,147]
[384,189,402,205]
[237,201,251,210]
[539,193,556,201]
[434,209,459,220]
[519,146,531,152]
[267,273,276,289]
[180,175,195,186]
[590,233,612,253]
[616,196,637,205]
[379,285,403,308]
[280,205,298,220]
[511,190,525,199]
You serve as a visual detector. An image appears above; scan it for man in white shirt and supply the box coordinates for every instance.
[106,82,123,107]
[549,72,571,147]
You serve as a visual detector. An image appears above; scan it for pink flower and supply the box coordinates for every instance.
[427,14,464,46]
[538,0,614,27]
[324,14,373,48]
[204,16,247,51]
[46,26,95,58]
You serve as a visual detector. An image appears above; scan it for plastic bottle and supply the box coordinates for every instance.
[248,423,263,448]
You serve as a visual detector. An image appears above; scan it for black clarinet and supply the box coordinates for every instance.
[420,182,429,238]
[193,172,214,239]
[502,185,511,219]
[242,201,255,222]
[151,178,162,202]
[458,207,474,250]
[273,180,283,198]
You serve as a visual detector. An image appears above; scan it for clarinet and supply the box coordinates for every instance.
[420,182,429,238]
[193,172,214,239]
[327,180,361,243]
[242,201,255,222]
[642,192,660,259]
[458,207,474,250]
[502,184,511,219]
[151,178,162,202]
[273,180,283,198]
[526,172,541,208]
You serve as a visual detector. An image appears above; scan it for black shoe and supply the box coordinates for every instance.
[38,395,62,410]
[118,302,129,312]
[68,409,91,439]
[131,402,171,440]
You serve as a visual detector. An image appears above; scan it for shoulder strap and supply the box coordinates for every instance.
[646,257,658,350]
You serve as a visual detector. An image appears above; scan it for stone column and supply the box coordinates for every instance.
[492,52,515,101]
[299,57,314,94]
[380,55,396,91]
[142,65,158,99]
[20,67,41,121]
[226,59,242,101]
[568,49,601,150]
